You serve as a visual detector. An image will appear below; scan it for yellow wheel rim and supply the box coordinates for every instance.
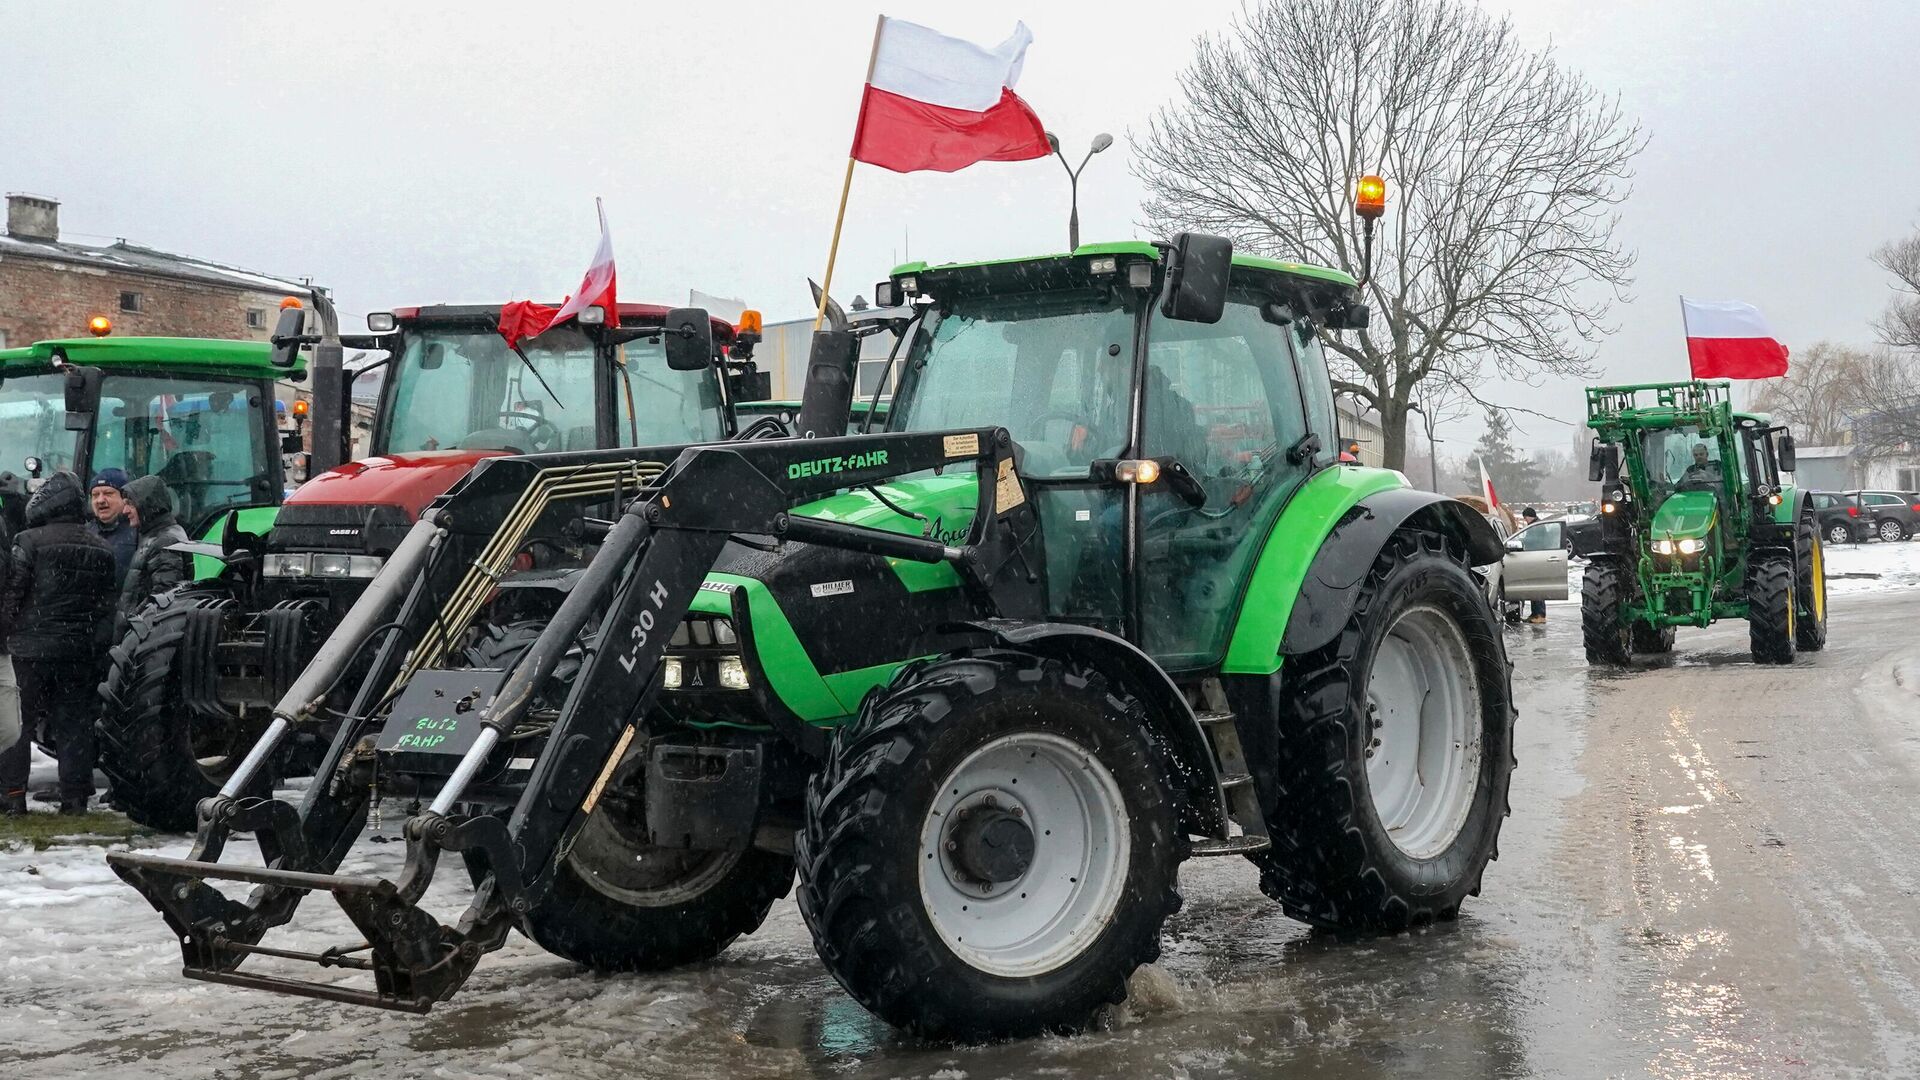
[1811,536,1826,623]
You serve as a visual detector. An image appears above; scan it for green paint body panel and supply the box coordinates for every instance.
[1220,466,1410,675]
[189,506,281,580]
[790,475,977,593]
[0,336,302,378]
[1650,491,1717,540]
[695,573,845,721]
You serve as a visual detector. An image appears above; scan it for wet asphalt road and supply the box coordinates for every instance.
[4,588,1919,1079]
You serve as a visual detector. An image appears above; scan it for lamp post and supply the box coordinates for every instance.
[1407,401,1440,491]
[1046,131,1113,250]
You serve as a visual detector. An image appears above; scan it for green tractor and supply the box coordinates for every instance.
[0,330,303,567]
[1580,379,1825,665]
[112,231,1518,1041]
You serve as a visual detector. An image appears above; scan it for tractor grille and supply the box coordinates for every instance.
[270,503,416,556]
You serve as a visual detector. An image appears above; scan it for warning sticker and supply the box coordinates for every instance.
[995,457,1026,514]
[943,433,980,458]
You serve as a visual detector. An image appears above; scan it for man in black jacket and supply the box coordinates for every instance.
[0,472,118,815]
[115,475,190,636]
[87,468,136,587]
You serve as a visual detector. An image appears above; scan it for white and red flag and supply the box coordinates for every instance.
[500,199,619,350]
[1681,297,1789,380]
[850,17,1051,174]
[1478,456,1500,510]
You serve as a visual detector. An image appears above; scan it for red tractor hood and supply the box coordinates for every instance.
[286,449,506,518]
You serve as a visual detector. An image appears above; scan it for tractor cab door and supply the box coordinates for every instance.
[91,373,281,532]
[1136,295,1319,668]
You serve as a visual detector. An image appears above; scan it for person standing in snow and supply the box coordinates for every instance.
[114,474,191,639]
[86,468,136,588]
[0,471,118,815]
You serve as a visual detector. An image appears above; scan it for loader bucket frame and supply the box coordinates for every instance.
[110,427,1041,1011]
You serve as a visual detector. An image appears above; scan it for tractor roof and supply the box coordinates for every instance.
[0,336,293,378]
[890,241,1357,298]
[386,303,738,341]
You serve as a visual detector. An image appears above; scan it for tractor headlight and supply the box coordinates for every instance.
[1677,538,1704,555]
[1652,539,1674,555]
[264,553,311,577]
[717,657,750,690]
[310,553,385,578]
[662,658,682,690]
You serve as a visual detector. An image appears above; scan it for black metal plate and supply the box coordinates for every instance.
[377,669,512,771]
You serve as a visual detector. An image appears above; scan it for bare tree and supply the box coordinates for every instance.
[1749,341,1873,444]
[1136,0,1643,467]
[1846,349,1920,460]
[1874,231,1920,352]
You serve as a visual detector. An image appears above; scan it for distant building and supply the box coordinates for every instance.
[0,192,314,347]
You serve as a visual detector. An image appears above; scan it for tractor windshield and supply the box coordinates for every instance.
[891,290,1136,478]
[90,373,275,526]
[0,372,76,476]
[1642,426,1724,496]
[383,328,722,455]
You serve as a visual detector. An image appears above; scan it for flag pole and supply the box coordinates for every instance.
[815,15,886,330]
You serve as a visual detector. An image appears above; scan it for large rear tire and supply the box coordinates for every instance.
[797,651,1181,1040]
[96,586,253,832]
[1581,559,1635,666]
[1795,518,1828,652]
[1748,557,1796,665]
[1251,530,1515,933]
[466,622,794,972]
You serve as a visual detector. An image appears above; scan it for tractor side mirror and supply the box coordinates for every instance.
[269,306,306,368]
[1161,232,1232,324]
[1588,440,1619,482]
[663,308,714,371]
[1777,433,1797,473]
[63,365,101,431]
[1325,302,1370,331]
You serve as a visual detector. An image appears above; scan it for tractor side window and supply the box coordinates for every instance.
[1291,318,1339,468]
[94,375,271,528]
[1138,295,1312,667]
[892,292,1135,479]
[0,373,73,476]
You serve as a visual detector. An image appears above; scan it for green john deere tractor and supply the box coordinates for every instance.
[112,230,1519,1042]
[1580,379,1825,665]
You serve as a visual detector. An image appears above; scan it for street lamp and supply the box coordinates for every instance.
[1046,131,1113,250]
[1407,401,1441,492]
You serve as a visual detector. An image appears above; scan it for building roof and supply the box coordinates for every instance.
[0,232,311,296]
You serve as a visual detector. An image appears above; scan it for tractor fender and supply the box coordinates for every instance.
[951,618,1230,837]
[1279,487,1505,657]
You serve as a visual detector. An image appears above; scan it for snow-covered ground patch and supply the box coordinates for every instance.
[1822,539,1920,595]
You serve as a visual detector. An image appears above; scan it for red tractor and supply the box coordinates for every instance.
[99,298,755,829]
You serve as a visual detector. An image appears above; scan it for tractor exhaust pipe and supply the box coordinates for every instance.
[306,291,348,475]
[218,517,447,798]
[794,330,860,440]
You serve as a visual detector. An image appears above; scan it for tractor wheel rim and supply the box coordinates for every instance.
[1811,537,1827,624]
[917,731,1130,978]
[1365,604,1484,860]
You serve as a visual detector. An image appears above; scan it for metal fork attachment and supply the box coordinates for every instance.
[110,429,1036,1011]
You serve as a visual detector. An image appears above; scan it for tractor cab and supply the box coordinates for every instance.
[0,334,293,538]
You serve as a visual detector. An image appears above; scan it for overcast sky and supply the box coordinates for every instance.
[4,0,1916,454]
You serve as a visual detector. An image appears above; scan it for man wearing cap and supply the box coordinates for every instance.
[87,468,136,588]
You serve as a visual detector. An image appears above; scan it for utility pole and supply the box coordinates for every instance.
[1046,131,1113,250]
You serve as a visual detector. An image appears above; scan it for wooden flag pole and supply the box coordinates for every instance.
[815,15,887,330]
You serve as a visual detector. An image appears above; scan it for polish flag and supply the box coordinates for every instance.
[1478,456,1499,510]
[500,199,618,349]
[1681,297,1789,379]
[850,18,1051,174]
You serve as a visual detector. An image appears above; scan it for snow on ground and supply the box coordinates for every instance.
[1821,537,1920,594]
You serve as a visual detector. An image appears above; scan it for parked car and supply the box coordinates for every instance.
[1502,518,1572,608]
[1471,512,1523,622]
[1809,491,1865,545]
[1847,489,1920,542]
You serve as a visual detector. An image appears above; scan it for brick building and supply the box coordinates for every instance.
[0,192,315,348]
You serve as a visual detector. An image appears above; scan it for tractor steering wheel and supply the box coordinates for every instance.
[495,411,562,453]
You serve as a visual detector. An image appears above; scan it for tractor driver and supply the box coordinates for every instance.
[1679,442,1721,488]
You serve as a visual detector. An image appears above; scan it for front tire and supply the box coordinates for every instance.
[1795,518,1828,652]
[797,651,1181,1040]
[1748,557,1796,665]
[466,622,795,972]
[96,586,253,831]
[1251,529,1515,933]
[1581,559,1634,666]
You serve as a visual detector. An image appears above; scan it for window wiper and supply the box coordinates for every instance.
[506,344,565,409]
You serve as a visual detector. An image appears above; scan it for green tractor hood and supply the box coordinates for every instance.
[1652,490,1718,540]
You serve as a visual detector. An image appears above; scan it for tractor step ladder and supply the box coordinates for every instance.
[1188,682,1271,856]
